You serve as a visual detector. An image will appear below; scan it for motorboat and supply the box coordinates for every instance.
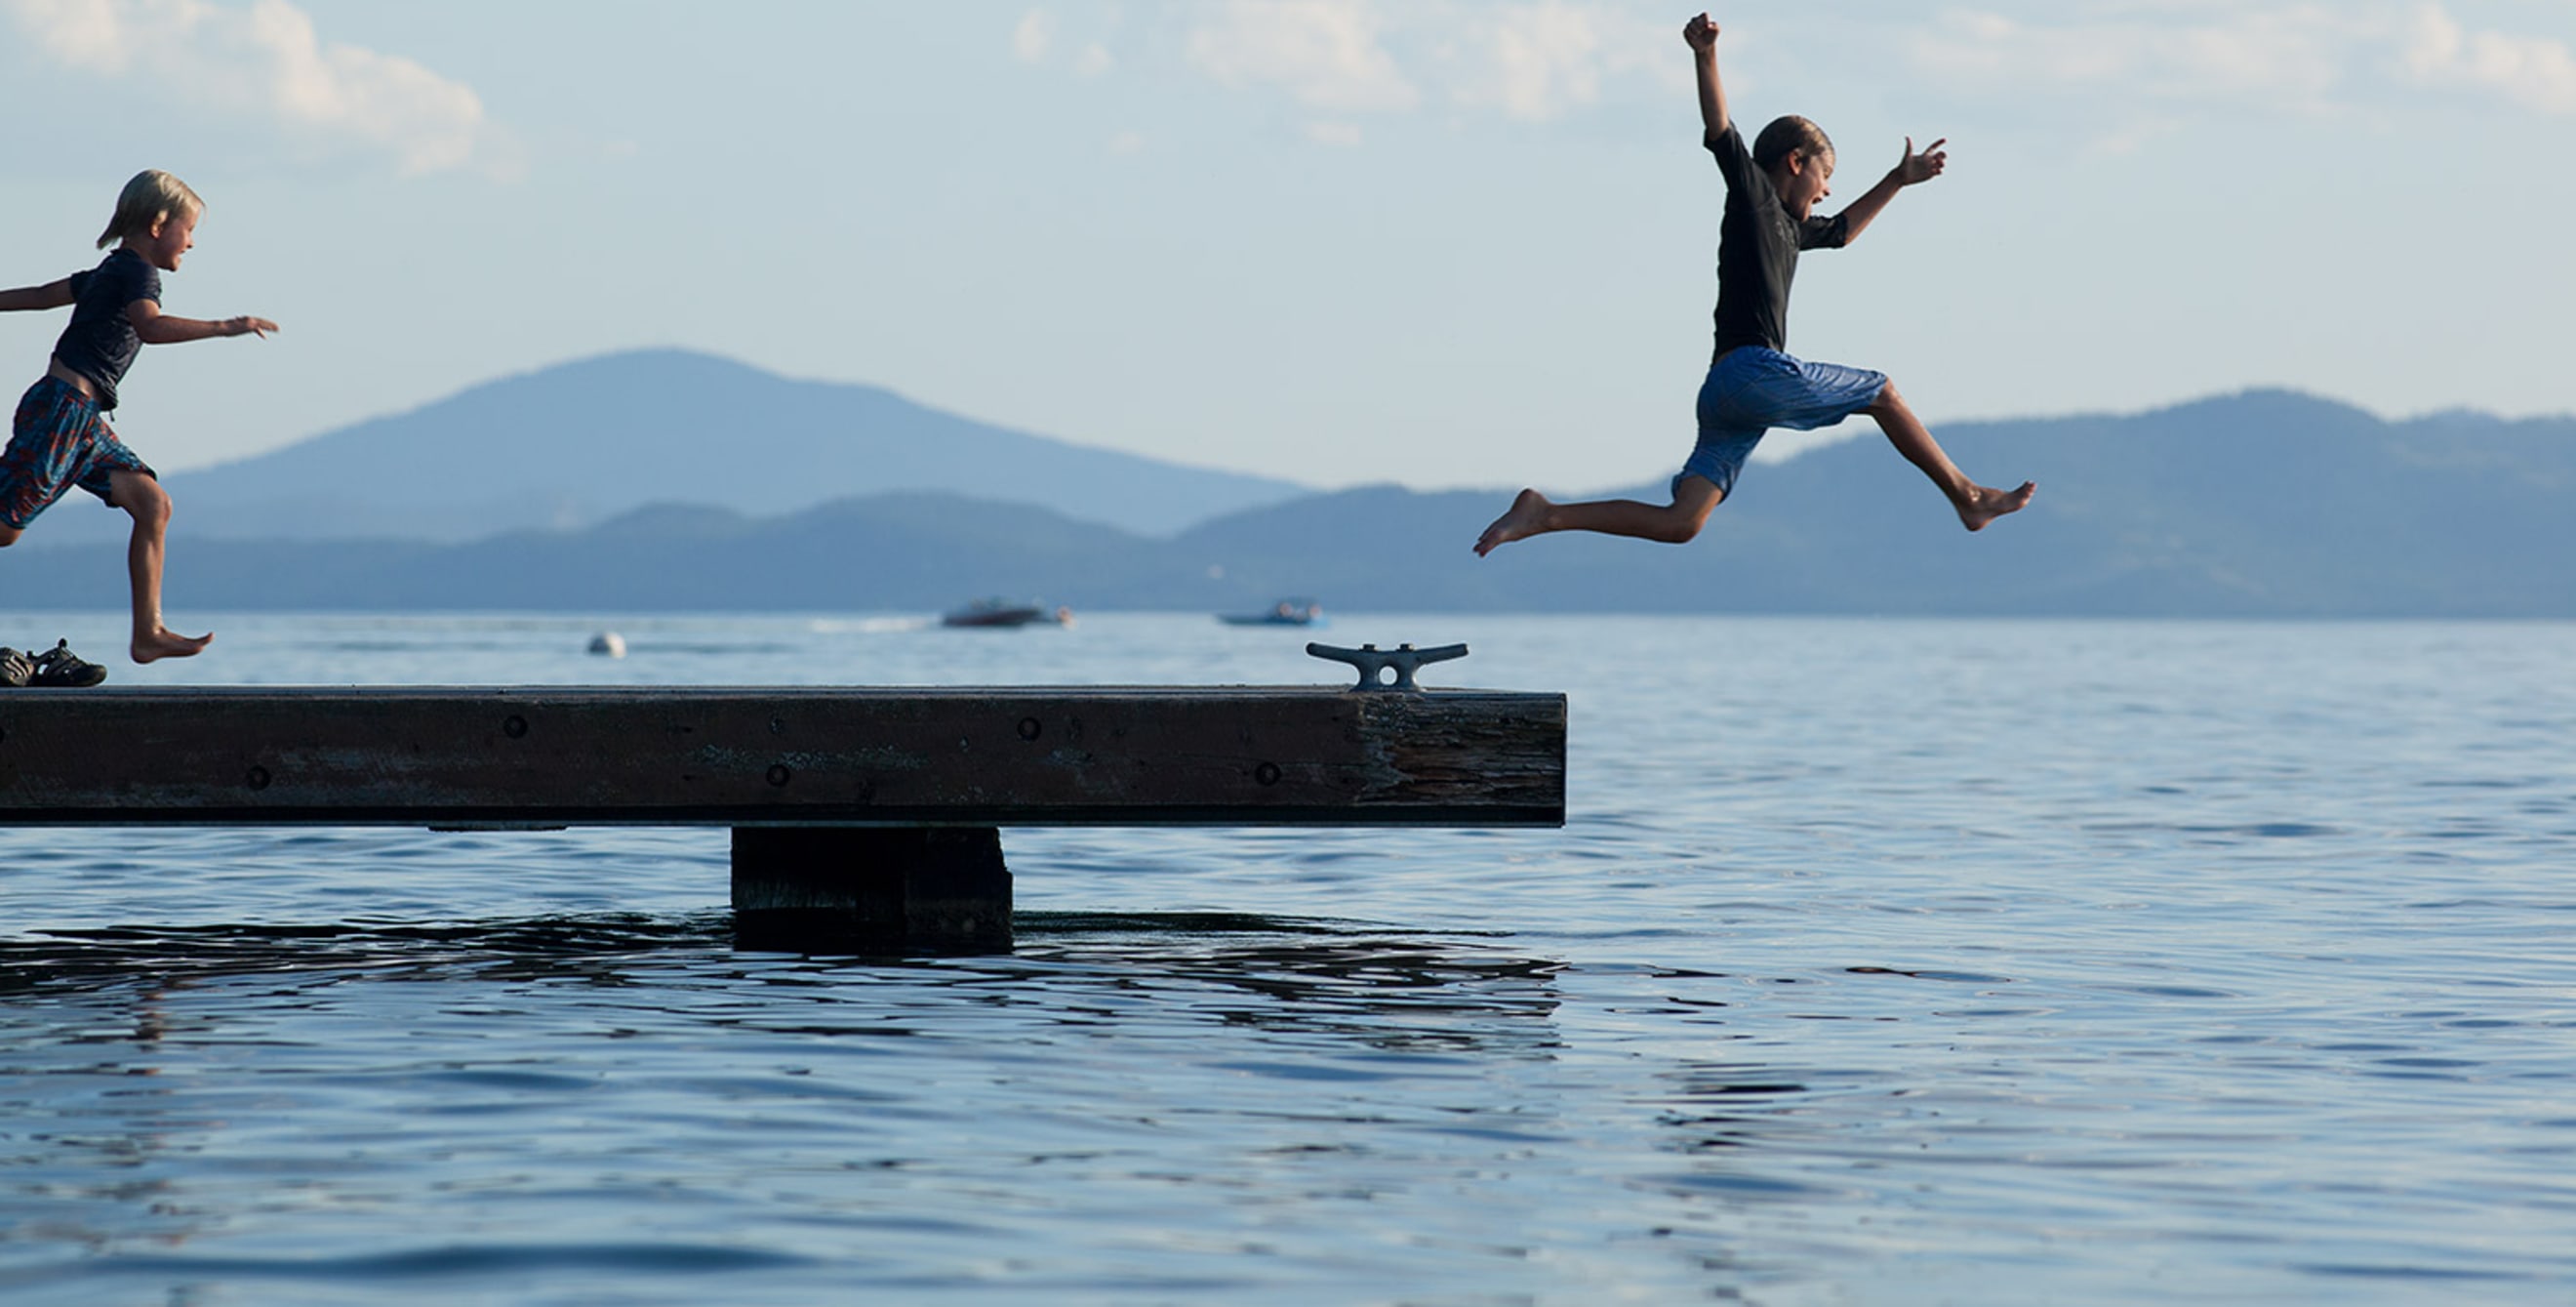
[1219,598,1324,627]
[943,598,1071,629]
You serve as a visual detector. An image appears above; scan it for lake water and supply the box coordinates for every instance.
[1,611,2571,1305]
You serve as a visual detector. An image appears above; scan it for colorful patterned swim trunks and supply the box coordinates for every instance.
[2,376,152,530]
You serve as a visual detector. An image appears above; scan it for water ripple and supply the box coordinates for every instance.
[3,613,2574,1303]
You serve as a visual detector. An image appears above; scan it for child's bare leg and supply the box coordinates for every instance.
[1475,477,1723,555]
[1866,382,2034,531]
[108,470,213,663]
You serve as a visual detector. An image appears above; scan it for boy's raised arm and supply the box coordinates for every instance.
[0,278,76,313]
[1686,13,1728,140]
[1834,136,1949,245]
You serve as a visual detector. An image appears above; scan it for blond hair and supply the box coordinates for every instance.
[96,170,204,250]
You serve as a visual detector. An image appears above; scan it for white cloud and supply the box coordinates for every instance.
[1012,9,1055,63]
[1910,6,2350,114]
[1445,3,1630,122]
[2402,2,2576,113]
[1185,0,1420,114]
[4,0,495,174]
[1181,0,1691,134]
[1909,2,2576,120]
[1101,0,2576,143]
[1449,4,1607,121]
[1015,6,1115,78]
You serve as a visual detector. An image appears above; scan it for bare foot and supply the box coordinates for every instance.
[1956,480,2036,532]
[1474,488,1553,556]
[133,628,214,664]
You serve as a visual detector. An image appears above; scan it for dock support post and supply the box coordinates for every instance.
[731,827,1013,954]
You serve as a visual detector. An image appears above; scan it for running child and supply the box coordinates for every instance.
[0,170,276,663]
[1476,13,2032,557]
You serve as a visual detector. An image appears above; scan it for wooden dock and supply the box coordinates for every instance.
[0,685,1565,951]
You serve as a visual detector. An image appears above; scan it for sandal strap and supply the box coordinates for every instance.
[31,639,104,686]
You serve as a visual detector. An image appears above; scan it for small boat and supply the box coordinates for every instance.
[943,598,1070,629]
[1219,598,1324,628]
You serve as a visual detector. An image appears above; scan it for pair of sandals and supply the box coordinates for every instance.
[0,639,107,688]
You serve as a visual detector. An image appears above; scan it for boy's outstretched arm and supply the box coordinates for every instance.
[0,278,75,313]
[125,298,276,345]
[1685,13,1728,139]
[1835,136,1947,243]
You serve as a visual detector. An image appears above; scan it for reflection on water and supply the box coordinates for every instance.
[0,915,727,997]
[1,913,1561,1030]
[0,911,1595,1303]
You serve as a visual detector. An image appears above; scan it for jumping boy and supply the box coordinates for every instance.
[0,169,276,663]
[1475,13,2032,557]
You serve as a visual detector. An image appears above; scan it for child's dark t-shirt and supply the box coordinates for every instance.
[54,248,161,412]
[1707,125,1848,362]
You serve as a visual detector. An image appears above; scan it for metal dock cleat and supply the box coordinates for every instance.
[1306,641,1469,693]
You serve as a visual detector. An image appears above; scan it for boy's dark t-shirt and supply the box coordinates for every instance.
[1706,124,1848,361]
[55,248,161,412]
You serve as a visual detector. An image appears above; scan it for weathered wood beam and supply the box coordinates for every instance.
[0,686,1565,828]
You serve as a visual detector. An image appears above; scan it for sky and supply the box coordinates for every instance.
[0,0,2570,496]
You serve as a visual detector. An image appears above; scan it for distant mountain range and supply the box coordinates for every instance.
[7,384,2573,618]
[35,349,1308,544]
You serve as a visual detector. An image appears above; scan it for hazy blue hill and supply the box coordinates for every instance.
[348,494,1178,611]
[53,350,1308,544]
[5,492,1184,612]
[7,389,2572,618]
[1112,388,2576,617]
[1725,389,2576,615]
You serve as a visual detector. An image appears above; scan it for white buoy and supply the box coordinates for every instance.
[587,632,627,658]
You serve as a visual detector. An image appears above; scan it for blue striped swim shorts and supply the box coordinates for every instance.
[1673,347,1887,498]
[2,376,152,530]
